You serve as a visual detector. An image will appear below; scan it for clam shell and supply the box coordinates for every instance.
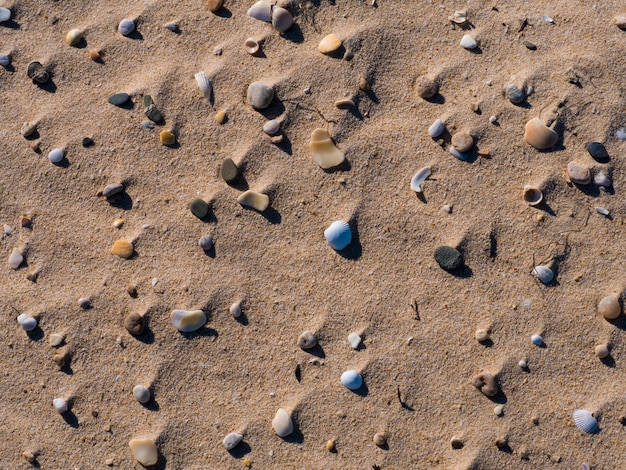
[244,38,260,55]
[223,432,243,450]
[247,1,272,22]
[532,265,554,284]
[428,119,444,138]
[195,71,213,101]
[271,6,293,33]
[522,185,543,206]
[171,309,206,332]
[310,128,345,169]
[272,408,293,437]
[410,167,431,192]
[573,409,598,434]
[524,118,558,149]
[324,220,351,251]
[118,18,135,36]
[319,34,342,54]
[340,370,363,390]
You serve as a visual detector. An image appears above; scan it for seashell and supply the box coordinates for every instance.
[324,220,351,251]
[410,167,431,192]
[171,309,207,332]
[164,21,178,32]
[48,148,64,163]
[198,235,213,251]
[598,294,621,320]
[449,10,467,24]
[65,29,83,46]
[263,119,280,136]
[348,332,361,349]
[567,161,591,185]
[118,18,135,36]
[237,190,270,211]
[414,75,438,99]
[460,34,477,50]
[531,334,543,346]
[272,408,293,437]
[8,247,23,269]
[244,38,260,55]
[310,128,344,169]
[223,432,243,450]
[449,146,467,161]
[524,118,558,149]
[341,370,363,390]
[194,71,213,101]
[53,398,68,414]
[133,385,151,404]
[230,302,242,318]
[298,330,317,349]
[614,15,626,30]
[207,0,224,13]
[159,130,175,146]
[0,53,10,67]
[451,132,473,152]
[572,409,598,434]
[334,99,354,109]
[522,185,543,206]
[128,439,158,467]
[505,84,525,104]
[595,207,609,216]
[617,128,626,141]
[532,265,553,284]
[428,119,444,138]
[247,1,272,22]
[318,34,342,54]
[247,82,274,109]
[472,372,498,397]
[0,7,11,22]
[17,313,37,331]
[271,6,294,33]
[111,240,134,258]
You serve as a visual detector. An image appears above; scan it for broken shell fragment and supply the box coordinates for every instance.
[8,247,23,269]
[171,309,206,332]
[522,185,543,206]
[244,38,260,55]
[195,71,213,101]
[532,265,554,284]
[237,190,270,211]
[319,34,342,54]
[271,6,294,33]
[128,439,158,466]
[310,128,345,169]
[524,118,558,149]
[460,34,478,50]
[247,1,272,22]
[567,161,591,185]
[410,167,431,193]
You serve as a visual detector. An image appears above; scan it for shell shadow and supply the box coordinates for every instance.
[1,19,19,29]
[600,355,615,367]
[306,344,325,359]
[338,219,362,260]
[282,23,304,44]
[214,7,232,18]
[424,93,445,105]
[228,441,251,458]
[447,264,473,278]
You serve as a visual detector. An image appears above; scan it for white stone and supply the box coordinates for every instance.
[133,385,151,404]
[531,334,543,346]
[263,120,280,136]
[428,119,444,138]
[272,408,293,437]
[53,398,68,413]
[128,439,158,466]
[494,405,503,416]
[8,247,23,269]
[230,302,242,318]
[340,370,363,390]
[0,7,11,22]
[460,34,477,49]
[171,309,206,332]
[3,224,12,236]
[222,432,243,450]
[17,314,37,331]
[118,18,135,36]
[48,148,64,163]
[348,333,361,349]
[518,360,527,368]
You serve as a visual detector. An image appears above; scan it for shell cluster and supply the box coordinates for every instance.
[247,1,294,33]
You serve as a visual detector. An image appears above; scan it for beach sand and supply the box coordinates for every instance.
[1,1,625,468]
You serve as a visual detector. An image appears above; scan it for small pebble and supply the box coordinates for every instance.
[472,372,498,397]
[247,82,274,109]
[128,439,158,467]
[171,309,206,332]
[495,436,508,448]
[595,344,609,359]
[586,142,609,162]
[53,398,68,413]
[78,297,91,309]
[598,294,621,320]
[124,312,145,336]
[518,360,527,369]
[494,405,503,416]
[263,119,281,136]
[272,408,293,437]
[118,18,135,36]
[270,135,283,144]
[221,158,239,183]
[17,313,37,331]
[373,433,386,446]
[8,247,23,269]
[525,41,537,50]
[65,29,83,46]
[111,240,133,258]
[567,161,591,185]
[207,0,224,13]
[414,75,438,99]
[593,171,612,188]
[22,451,36,463]
[230,302,242,318]
[20,122,36,138]
[159,130,175,145]
[318,33,342,54]
[53,349,69,369]
[214,110,226,124]
[298,331,317,349]
[0,7,12,22]
[108,93,129,106]
[27,61,49,84]
[531,334,543,346]
[451,132,473,152]
[475,328,489,342]
[164,21,178,32]
[88,49,101,61]
[223,432,243,450]
[614,15,626,30]
[132,385,151,404]
[505,84,525,104]
[450,436,463,449]
[144,96,164,124]
[82,137,95,147]
[199,236,213,251]
[460,34,477,50]
[103,183,124,198]
[340,370,363,390]
[190,198,209,218]
[48,148,64,164]
[434,245,463,270]
[348,332,361,349]
[112,219,125,229]
[4,224,12,235]
[326,439,336,452]
[358,76,370,91]
[428,119,444,138]
[127,284,138,297]
[271,6,293,33]
[489,115,497,124]
[49,333,65,347]
[237,190,270,211]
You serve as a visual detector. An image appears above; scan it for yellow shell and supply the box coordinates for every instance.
[111,240,133,258]
[159,130,175,145]
[215,110,226,124]
[318,34,342,54]
[65,29,83,46]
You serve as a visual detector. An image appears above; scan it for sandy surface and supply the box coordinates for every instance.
[1,1,626,468]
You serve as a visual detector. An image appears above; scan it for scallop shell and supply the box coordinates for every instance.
[247,1,272,22]
[310,128,345,169]
[271,6,293,33]
[522,185,543,206]
[244,38,260,55]
[532,265,554,284]
[573,409,598,434]
[171,309,206,332]
[118,18,135,36]
[524,118,558,149]
[410,167,431,192]
[428,119,444,138]
[324,220,351,251]
[194,71,213,101]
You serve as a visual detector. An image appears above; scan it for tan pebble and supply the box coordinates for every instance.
[358,75,370,91]
[595,343,609,359]
[159,130,175,146]
[524,118,558,149]
[270,135,283,144]
[128,439,158,466]
[318,34,342,54]
[472,372,498,397]
[614,15,626,29]
[475,328,489,342]
[124,312,145,336]
[310,128,344,169]
[30,141,41,153]
[111,240,133,258]
[65,29,83,46]
[451,132,473,152]
[326,439,335,451]
[495,436,508,448]
[566,161,591,185]
[49,333,65,347]
[88,49,101,61]
[215,110,226,124]
[53,348,70,369]
[22,451,36,463]
[598,294,621,320]
[414,75,438,99]
[334,98,354,109]
[113,218,125,228]
[21,121,36,137]
[373,432,387,446]
[243,458,251,467]
[207,0,224,12]
[477,148,490,156]
[237,190,270,211]
[127,284,138,297]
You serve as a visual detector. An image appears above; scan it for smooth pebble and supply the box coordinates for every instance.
[263,119,280,136]
[247,1,272,22]
[428,119,444,138]
[230,302,242,318]
[505,84,525,104]
[524,118,558,149]
[65,29,82,46]
[49,333,65,347]
[223,432,243,450]
[347,333,361,349]
[586,142,609,162]
[451,132,473,152]
[271,6,293,33]
[190,198,209,218]
[298,331,317,349]
[128,439,158,466]
[0,53,10,67]
[615,15,626,30]
[53,398,68,413]
[595,344,609,359]
[272,408,293,437]
[414,75,438,99]
[324,221,351,251]
[8,247,23,269]
[124,312,145,336]
[318,34,342,54]
[531,334,543,346]
[340,370,363,390]
[247,82,274,109]
[532,265,553,284]
[598,294,621,320]
[159,130,175,145]
[434,245,463,270]
[133,385,151,404]
[221,158,238,183]
[593,171,612,187]
[78,297,91,309]
[460,34,477,49]
[475,329,489,342]
[17,313,37,331]
[198,236,213,251]
[0,7,11,22]
[494,405,503,416]
[373,433,386,446]
[171,309,206,332]
[207,0,224,13]
[237,190,270,211]
[103,183,124,198]
[108,93,129,106]
[567,161,591,185]
[48,148,64,163]
[118,19,135,36]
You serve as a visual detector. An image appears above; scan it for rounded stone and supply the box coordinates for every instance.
[207,0,224,13]
[221,158,239,183]
[49,333,65,347]
[567,161,591,185]
[318,34,342,54]
[472,372,498,397]
[171,309,206,332]
[48,148,64,163]
[414,75,438,99]
[223,432,243,450]
[0,7,11,22]
[124,312,145,336]
[17,313,37,331]
[128,439,158,467]
[53,398,68,413]
[595,344,609,359]
[27,62,49,84]
[340,370,363,390]
[190,199,209,218]
[586,142,609,162]
[247,82,274,109]
[434,245,463,270]
[531,334,543,346]
[451,132,474,152]
[598,294,621,320]
[230,302,242,318]
[103,183,124,198]
[263,119,280,136]
[373,433,386,446]
[505,84,525,104]
[108,93,129,106]
[198,236,213,251]
[133,385,151,404]
[450,436,464,449]
[475,328,489,342]
[272,408,293,437]
[298,331,317,349]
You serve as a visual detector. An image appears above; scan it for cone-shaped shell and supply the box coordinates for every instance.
[310,129,344,169]
[324,221,351,250]
[524,118,558,149]
[171,309,206,332]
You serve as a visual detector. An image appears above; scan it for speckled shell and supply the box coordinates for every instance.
[573,409,598,434]
[324,221,351,251]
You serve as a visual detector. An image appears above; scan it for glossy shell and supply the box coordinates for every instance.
[340,370,363,390]
[523,185,543,206]
[247,1,272,22]
[195,71,213,101]
[171,309,206,332]
[410,167,431,192]
[524,118,558,150]
[324,221,351,251]
[118,18,135,36]
[532,265,554,284]
[573,409,598,434]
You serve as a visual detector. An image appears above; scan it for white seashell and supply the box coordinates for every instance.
[118,18,135,36]
[195,71,213,101]
[428,119,444,138]
[460,34,477,50]
[245,38,260,55]
[223,432,243,450]
[531,334,543,346]
[523,185,543,206]
[310,128,344,169]
[133,385,151,404]
[410,167,431,192]
[324,221,351,251]
[164,21,178,32]
[247,1,272,22]
[532,265,553,284]
[595,207,609,216]
[48,148,64,163]
[0,53,10,67]
[271,6,293,33]
[0,7,11,22]
[348,333,361,349]
[8,247,23,269]
[272,408,293,437]
[449,146,467,161]
[573,409,598,433]
[171,309,206,332]
[17,313,37,331]
[53,398,68,413]
[616,128,626,141]
[449,11,467,24]
[340,370,363,390]
[230,302,242,318]
[542,15,554,23]
[593,171,612,188]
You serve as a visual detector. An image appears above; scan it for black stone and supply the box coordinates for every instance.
[145,104,164,124]
[27,61,50,84]
[108,93,130,106]
[434,245,463,270]
[82,137,94,147]
[586,142,609,162]
[524,41,537,50]
[190,198,209,219]
[221,158,239,183]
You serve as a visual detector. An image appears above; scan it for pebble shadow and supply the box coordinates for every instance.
[214,7,232,18]
[1,19,19,29]
[34,79,57,93]
[180,327,218,340]
[143,399,160,412]
[26,327,44,341]
[600,355,615,367]
[52,157,69,168]
[275,134,293,155]
[61,411,79,428]
[425,93,445,105]
[352,381,369,397]
[448,264,473,278]
[487,388,507,405]
[282,24,304,44]
[229,441,251,458]
[235,312,248,326]
[258,99,286,120]
[136,325,155,345]
[146,453,166,470]
[203,245,216,259]
[338,220,362,260]
[307,344,325,359]
[108,192,133,210]
[261,207,282,225]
